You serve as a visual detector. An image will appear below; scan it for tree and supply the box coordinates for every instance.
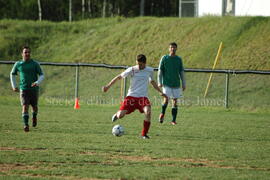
[0,0,187,21]
[82,0,85,19]
[140,0,144,16]
[37,0,42,20]
[87,0,92,17]
[102,0,106,17]
[179,0,181,17]
[69,0,72,21]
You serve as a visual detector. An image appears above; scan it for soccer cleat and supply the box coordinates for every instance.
[112,114,118,122]
[32,117,37,127]
[24,125,29,132]
[159,114,164,123]
[171,121,177,125]
[141,135,150,139]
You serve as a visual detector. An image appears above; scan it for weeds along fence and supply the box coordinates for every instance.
[1,61,270,109]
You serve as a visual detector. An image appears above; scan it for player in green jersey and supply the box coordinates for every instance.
[158,42,186,125]
[10,46,44,132]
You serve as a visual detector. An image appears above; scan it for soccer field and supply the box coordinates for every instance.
[0,103,270,179]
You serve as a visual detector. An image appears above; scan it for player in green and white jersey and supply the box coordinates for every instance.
[158,42,186,125]
[10,46,44,132]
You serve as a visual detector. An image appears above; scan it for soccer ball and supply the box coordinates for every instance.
[112,124,124,137]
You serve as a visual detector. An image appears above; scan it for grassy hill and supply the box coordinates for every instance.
[0,17,269,110]
[0,16,270,70]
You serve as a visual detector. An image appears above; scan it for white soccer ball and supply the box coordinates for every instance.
[112,124,124,137]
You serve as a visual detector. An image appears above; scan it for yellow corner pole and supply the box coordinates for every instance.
[204,42,223,98]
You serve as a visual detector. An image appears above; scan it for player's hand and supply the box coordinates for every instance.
[158,84,163,88]
[182,85,186,91]
[31,82,39,87]
[102,85,109,92]
[12,87,19,92]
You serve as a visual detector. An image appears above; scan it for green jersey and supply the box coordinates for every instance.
[11,59,43,90]
[158,55,184,88]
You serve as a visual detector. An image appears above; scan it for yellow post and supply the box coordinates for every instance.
[204,42,223,98]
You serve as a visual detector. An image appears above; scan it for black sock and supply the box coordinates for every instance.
[161,103,168,114]
[172,107,178,122]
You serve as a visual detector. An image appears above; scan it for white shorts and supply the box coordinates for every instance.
[162,86,183,99]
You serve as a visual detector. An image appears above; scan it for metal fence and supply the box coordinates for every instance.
[1,61,270,109]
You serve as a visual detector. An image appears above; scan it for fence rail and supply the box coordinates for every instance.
[1,61,270,74]
[1,61,270,108]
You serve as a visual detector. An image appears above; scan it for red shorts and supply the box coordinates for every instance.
[119,96,151,114]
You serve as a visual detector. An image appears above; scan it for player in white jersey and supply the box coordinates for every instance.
[102,54,167,139]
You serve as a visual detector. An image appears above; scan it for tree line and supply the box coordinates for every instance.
[0,0,182,21]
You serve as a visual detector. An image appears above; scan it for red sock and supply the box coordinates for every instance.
[142,120,151,136]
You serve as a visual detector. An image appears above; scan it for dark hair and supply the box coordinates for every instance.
[137,54,146,63]
[22,46,31,52]
[169,42,178,48]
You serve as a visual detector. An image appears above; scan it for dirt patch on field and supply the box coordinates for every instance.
[0,147,47,151]
[79,151,98,155]
[110,155,270,171]
[0,163,39,174]
[0,163,112,180]
[111,155,153,162]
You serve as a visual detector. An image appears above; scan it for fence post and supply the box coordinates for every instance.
[224,71,230,108]
[74,64,80,109]
[122,66,128,99]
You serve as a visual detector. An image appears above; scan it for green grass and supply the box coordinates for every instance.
[1,102,270,179]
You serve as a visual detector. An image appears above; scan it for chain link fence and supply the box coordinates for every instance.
[1,61,269,109]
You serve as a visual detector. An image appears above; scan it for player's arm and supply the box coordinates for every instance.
[31,74,44,87]
[10,63,19,92]
[150,80,168,99]
[179,59,186,91]
[157,57,164,88]
[179,70,186,91]
[10,73,19,92]
[102,74,123,92]
[32,63,45,87]
[157,69,163,88]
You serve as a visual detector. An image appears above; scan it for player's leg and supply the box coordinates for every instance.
[112,110,128,122]
[31,106,38,127]
[171,98,178,125]
[159,87,170,123]
[112,96,134,122]
[171,87,182,125]
[141,105,151,139]
[20,90,30,132]
[22,104,30,132]
[31,90,39,127]
[172,98,178,125]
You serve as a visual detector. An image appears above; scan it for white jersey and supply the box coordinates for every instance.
[121,66,154,97]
